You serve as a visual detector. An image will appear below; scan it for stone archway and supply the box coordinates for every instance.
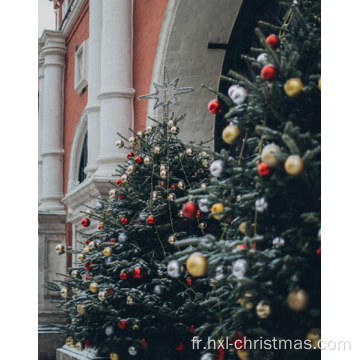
[147,0,244,148]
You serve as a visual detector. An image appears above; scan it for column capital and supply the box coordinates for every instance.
[39,30,66,59]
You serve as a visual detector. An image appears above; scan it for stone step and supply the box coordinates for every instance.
[56,346,107,360]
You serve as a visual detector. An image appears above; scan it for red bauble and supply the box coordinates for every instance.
[121,217,130,225]
[261,65,277,81]
[116,178,122,186]
[186,277,193,287]
[85,274,91,280]
[196,210,203,219]
[120,270,128,280]
[81,218,90,227]
[266,34,280,49]
[258,162,272,176]
[182,201,198,219]
[84,341,90,348]
[109,238,117,244]
[127,152,134,160]
[217,348,226,360]
[317,247,321,258]
[89,261,94,269]
[118,319,127,329]
[175,343,184,351]
[238,244,247,250]
[119,194,125,200]
[106,289,114,295]
[141,338,149,348]
[231,332,247,350]
[133,267,145,279]
[170,184,177,190]
[189,325,195,332]
[84,262,90,271]
[84,239,91,245]
[135,156,144,164]
[160,181,167,188]
[208,99,222,114]
[98,223,104,230]
[147,215,157,225]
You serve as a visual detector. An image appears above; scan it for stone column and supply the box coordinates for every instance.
[94,0,135,179]
[39,31,66,211]
[84,0,102,176]
[38,57,45,206]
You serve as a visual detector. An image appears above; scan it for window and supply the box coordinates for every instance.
[77,131,88,185]
[74,40,89,94]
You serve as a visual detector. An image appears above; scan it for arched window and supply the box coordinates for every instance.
[77,131,88,185]
[215,0,287,152]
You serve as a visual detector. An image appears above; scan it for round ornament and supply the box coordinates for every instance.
[153,146,162,154]
[115,140,124,149]
[95,202,104,211]
[65,337,74,347]
[128,346,138,356]
[147,215,157,225]
[222,125,241,145]
[120,270,128,280]
[146,125,155,133]
[307,328,321,350]
[126,296,134,305]
[228,85,248,105]
[256,300,272,319]
[89,282,99,293]
[118,233,128,243]
[121,217,130,225]
[128,137,136,146]
[116,178,122,186]
[60,287,68,299]
[133,267,145,279]
[257,53,268,64]
[135,156,143,164]
[110,353,120,360]
[81,218,90,227]
[143,156,151,165]
[208,99,222,114]
[261,144,281,167]
[238,292,256,310]
[121,174,129,183]
[168,193,176,201]
[77,304,86,315]
[232,259,247,280]
[127,165,135,174]
[167,260,183,278]
[177,181,186,190]
[168,235,177,245]
[71,270,79,278]
[265,34,280,49]
[98,290,107,302]
[109,189,117,198]
[186,252,208,277]
[201,353,213,360]
[261,65,277,81]
[170,126,180,135]
[272,237,285,247]
[258,162,271,177]
[127,151,134,159]
[167,120,176,128]
[77,254,85,262]
[211,203,224,220]
[210,160,224,177]
[255,197,268,213]
[284,78,304,98]
[75,342,83,351]
[186,148,195,157]
[287,289,309,312]
[154,285,163,295]
[284,155,304,176]
[55,244,65,255]
[318,77,321,91]
[198,198,210,213]
[160,170,167,179]
[237,349,251,360]
[103,247,113,257]
[118,319,127,329]
[105,326,115,336]
[182,201,198,219]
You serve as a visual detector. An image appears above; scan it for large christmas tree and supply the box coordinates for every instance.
[173,1,321,360]
[49,68,221,360]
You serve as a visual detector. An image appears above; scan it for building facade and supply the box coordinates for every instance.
[38,0,279,358]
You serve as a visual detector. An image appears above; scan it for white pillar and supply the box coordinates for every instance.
[84,0,102,176]
[94,0,135,179]
[38,58,45,206]
[39,31,66,212]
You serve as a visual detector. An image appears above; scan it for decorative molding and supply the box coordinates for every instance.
[97,88,136,101]
[74,40,89,94]
[62,0,87,37]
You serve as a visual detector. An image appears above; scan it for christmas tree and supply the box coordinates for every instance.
[173,1,321,360]
[48,68,222,360]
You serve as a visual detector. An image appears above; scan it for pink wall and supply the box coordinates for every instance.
[133,0,168,132]
[63,0,89,195]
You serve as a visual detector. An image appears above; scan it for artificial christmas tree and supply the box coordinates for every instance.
[173,1,321,360]
[47,68,221,360]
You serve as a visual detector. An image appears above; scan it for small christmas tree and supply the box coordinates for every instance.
[48,67,221,360]
[173,1,321,360]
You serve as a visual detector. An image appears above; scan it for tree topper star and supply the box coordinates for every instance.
[139,66,194,109]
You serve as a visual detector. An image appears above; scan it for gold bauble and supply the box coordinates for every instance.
[146,125,155,133]
[284,155,304,176]
[236,195,242,201]
[83,246,90,254]
[103,247,113,257]
[202,159,209,168]
[154,146,162,154]
[77,304,87,315]
[284,78,304,98]
[287,289,309,312]
[178,181,185,190]
[127,165,135,174]
[89,241,96,251]
[261,144,281,168]
[160,164,166,171]
[306,328,321,350]
[121,174,128,183]
[143,156,151,165]
[98,290,107,302]
[55,244,65,254]
[115,140,125,149]
[89,282,99,293]
[137,131,145,138]
[132,324,140,330]
[110,352,120,360]
[167,193,176,201]
[256,300,272,319]
[65,336,74,347]
[127,296,134,305]
[71,270,79,278]
[160,170,167,179]
[170,126,180,135]
[167,120,176,128]
[199,222,207,229]
[168,235,177,245]
[186,252,208,277]
[238,292,256,310]
[128,136,136,145]
[60,287,68,299]
[186,148,195,157]
[77,254,85,262]
[211,203,224,220]
[222,125,241,145]
[237,349,251,360]
[201,183,207,190]
[75,342,83,351]
[318,78,321,91]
